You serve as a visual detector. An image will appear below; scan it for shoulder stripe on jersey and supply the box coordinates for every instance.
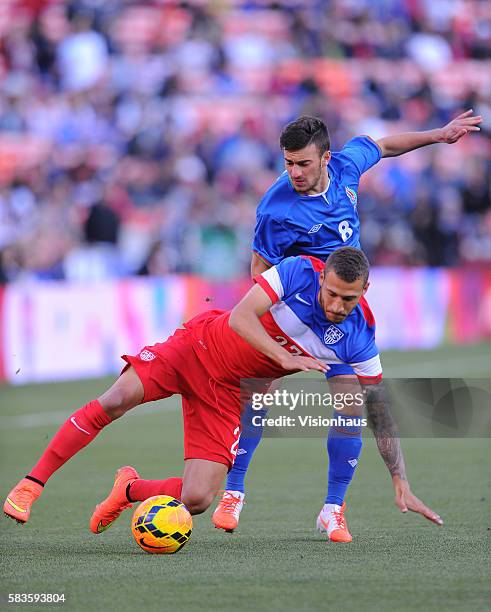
[300,255,325,272]
[359,296,376,328]
[255,273,280,304]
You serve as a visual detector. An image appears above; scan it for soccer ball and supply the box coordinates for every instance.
[131,495,193,554]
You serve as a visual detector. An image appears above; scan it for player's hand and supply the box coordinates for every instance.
[439,109,482,144]
[279,354,330,374]
[392,476,443,526]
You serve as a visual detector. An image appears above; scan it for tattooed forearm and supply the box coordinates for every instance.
[364,382,407,480]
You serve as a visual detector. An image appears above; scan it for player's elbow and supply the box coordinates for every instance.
[375,139,387,157]
[376,138,401,158]
[376,138,398,158]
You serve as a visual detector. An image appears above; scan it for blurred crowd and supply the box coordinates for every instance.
[0,0,490,282]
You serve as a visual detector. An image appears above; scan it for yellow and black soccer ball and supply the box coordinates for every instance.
[131,495,193,554]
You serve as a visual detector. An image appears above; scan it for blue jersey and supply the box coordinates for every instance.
[253,136,382,265]
[256,256,382,383]
[190,256,382,385]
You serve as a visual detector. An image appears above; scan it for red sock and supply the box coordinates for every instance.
[128,478,183,502]
[29,400,112,484]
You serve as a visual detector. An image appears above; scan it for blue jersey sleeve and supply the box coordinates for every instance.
[259,256,308,301]
[349,334,379,364]
[252,213,298,266]
[339,136,382,178]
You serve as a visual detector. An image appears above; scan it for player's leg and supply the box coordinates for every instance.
[4,367,144,524]
[92,460,225,533]
[325,374,363,505]
[91,426,236,531]
[91,330,241,532]
[89,334,198,533]
[92,458,226,535]
[212,403,266,531]
[317,372,363,543]
[225,407,264,495]
[90,460,190,534]
[123,459,227,516]
[212,378,275,531]
[181,459,228,514]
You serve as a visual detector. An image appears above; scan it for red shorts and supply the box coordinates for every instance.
[122,327,241,469]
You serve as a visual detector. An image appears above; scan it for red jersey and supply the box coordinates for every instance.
[184,309,294,386]
[182,256,382,387]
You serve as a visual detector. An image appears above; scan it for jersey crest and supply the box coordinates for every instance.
[323,325,345,345]
[345,186,357,206]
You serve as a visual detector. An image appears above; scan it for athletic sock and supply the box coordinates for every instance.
[127,478,183,502]
[28,400,112,484]
[325,424,363,505]
[225,405,266,493]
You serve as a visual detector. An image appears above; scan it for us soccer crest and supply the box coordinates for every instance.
[323,325,344,344]
[345,186,357,206]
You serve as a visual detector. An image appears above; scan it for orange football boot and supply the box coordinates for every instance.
[211,491,244,532]
[4,478,44,524]
[89,466,139,534]
[316,502,353,543]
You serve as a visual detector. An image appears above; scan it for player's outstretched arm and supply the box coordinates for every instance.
[229,284,328,374]
[363,382,443,526]
[376,109,482,158]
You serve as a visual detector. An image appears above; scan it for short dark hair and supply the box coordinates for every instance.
[325,247,369,285]
[280,116,330,155]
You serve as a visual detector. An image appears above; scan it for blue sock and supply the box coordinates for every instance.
[226,405,265,493]
[325,424,363,505]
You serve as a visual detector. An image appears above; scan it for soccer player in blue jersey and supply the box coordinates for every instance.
[212,112,480,537]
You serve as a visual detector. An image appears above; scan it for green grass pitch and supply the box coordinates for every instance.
[1,343,490,611]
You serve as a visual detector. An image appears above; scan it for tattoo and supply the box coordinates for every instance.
[364,382,407,480]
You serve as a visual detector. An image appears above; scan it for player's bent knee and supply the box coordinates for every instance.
[181,490,215,515]
[98,367,144,420]
[98,390,134,420]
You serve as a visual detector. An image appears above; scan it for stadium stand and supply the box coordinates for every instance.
[0,0,490,281]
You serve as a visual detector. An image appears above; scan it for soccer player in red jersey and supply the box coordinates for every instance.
[4,248,442,541]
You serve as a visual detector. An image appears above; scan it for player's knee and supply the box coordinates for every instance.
[181,489,214,515]
[98,388,131,420]
[98,369,143,420]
